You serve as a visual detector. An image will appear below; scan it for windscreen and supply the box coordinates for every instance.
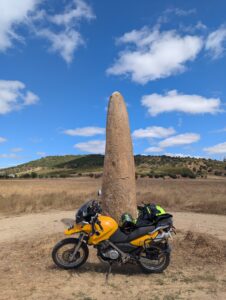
[75,200,93,224]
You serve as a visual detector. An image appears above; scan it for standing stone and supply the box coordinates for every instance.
[102,91,137,222]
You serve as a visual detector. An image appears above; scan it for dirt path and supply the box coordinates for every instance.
[0,210,226,243]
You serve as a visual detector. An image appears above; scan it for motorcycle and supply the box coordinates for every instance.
[52,200,175,273]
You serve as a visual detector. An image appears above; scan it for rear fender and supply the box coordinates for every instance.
[130,231,158,246]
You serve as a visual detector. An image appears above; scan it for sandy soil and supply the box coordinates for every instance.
[0,211,226,300]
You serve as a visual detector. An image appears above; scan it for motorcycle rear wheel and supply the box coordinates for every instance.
[139,245,170,273]
[52,238,89,270]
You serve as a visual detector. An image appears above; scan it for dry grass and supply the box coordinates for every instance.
[0,177,226,215]
[0,231,225,300]
[0,178,100,214]
[137,177,226,215]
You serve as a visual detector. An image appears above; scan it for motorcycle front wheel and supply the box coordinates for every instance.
[139,245,170,273]
[52,238,89,270]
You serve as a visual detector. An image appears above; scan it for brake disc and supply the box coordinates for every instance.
[62,249,80,262]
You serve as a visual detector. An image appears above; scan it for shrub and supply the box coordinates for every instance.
[94,173,102,179]
[20,173,31,178]
[31,172,38,178]
[214,170,223,176]
[169,173,177,179]
[180,168,196,178]
[158,173,165,178]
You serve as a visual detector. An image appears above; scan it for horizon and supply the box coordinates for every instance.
[1,0,226,169]
[0,152,224,171]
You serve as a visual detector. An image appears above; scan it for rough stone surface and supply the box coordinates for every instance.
[102,91,137,222]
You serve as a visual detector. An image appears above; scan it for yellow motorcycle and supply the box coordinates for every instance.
[52,200,174,273]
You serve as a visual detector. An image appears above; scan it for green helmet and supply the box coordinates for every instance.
[120,213,135,227]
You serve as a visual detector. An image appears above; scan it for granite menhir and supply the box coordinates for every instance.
[102,91,137,222]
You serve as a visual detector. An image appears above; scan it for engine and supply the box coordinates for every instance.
[98,241,120,261]
[102,248,120,260]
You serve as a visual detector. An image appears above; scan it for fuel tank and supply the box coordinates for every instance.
[88,215,118,245]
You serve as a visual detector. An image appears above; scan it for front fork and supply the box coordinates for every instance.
[69,233,85,261]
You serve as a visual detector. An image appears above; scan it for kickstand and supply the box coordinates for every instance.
[105,262,113,282]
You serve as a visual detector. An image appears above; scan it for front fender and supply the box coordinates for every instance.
[64,223,92,235]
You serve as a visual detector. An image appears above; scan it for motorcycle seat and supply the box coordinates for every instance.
[110,225,155,243]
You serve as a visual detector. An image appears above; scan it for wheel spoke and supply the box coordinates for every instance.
[140,246,167,271]
[56,243,85,266]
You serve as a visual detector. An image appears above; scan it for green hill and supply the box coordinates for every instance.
[0,154,226,179]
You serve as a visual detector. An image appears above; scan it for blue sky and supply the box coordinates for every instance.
[0,0,226,168]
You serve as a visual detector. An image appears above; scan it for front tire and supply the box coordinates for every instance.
[52,238,89,270]
[139,245,170,273]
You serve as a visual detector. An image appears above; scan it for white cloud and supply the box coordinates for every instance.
[107,27,203,84]
[132,126,175,139]
[0,80,39,114]
[164,152,188,158]
[64,127,105,137]
[164,152,201,158]
[211,127,226,133]
[11,147,23,153]
[38,29,83,63]
[34,1,95,63]
[0,153,19,159]
[195,21,207,31]
[156,8,197,28]
[0,137,7,143]
[204,142,226,154]
[50,0,94,26]
[145,147,163,153]
[164,8,196,17]
[144,133,200,153]
[36,151,46,157]
[29,137,43,144]
[0,0,38,52]
[74,140,105,154]
[38,1,95,63]
[142,90,222,116]
[23,91,39,105]
[206,26,226,59]
[159,133,200,148]
[0,0,95,63]
[178,21,207,34]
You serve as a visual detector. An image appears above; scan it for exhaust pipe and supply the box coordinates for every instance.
[153,231,172,241]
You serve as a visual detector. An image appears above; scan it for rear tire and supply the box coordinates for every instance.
[52,238,89,270]
[139,245,170,273]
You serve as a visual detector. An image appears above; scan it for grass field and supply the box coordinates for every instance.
[0,177,226,215]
